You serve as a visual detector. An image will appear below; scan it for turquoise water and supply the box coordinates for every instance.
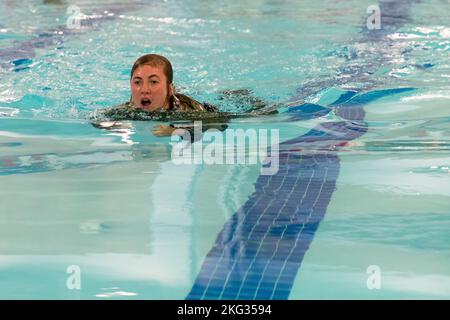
[0,0,450,299]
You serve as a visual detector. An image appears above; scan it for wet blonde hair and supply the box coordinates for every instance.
[130,54,173,84]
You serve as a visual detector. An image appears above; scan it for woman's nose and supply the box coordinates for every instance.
[140,82,151,94]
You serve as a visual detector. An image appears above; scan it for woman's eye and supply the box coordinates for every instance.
[151,80,158,84]
[134,81,141,85]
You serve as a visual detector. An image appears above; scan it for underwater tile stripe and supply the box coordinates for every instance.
[187,86,416,299]
[187,136,348,299]
[187,5,417,296]
[186,121,361,300]
[187,113,370,300]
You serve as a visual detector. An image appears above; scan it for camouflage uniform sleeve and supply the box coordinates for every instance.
[175,93,219,112]
[89,102,133,121]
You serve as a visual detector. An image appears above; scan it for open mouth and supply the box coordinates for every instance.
[141,98,151,107]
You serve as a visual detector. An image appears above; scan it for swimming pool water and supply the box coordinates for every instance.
[0,0,449,299]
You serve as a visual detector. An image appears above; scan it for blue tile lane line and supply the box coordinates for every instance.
[187,86,416,300]
[187,107,368,300]
[187,154,341,300]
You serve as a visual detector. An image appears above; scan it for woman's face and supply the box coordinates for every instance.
[130,64,172,110]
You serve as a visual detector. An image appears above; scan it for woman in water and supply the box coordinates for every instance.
[92,53,275,137]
